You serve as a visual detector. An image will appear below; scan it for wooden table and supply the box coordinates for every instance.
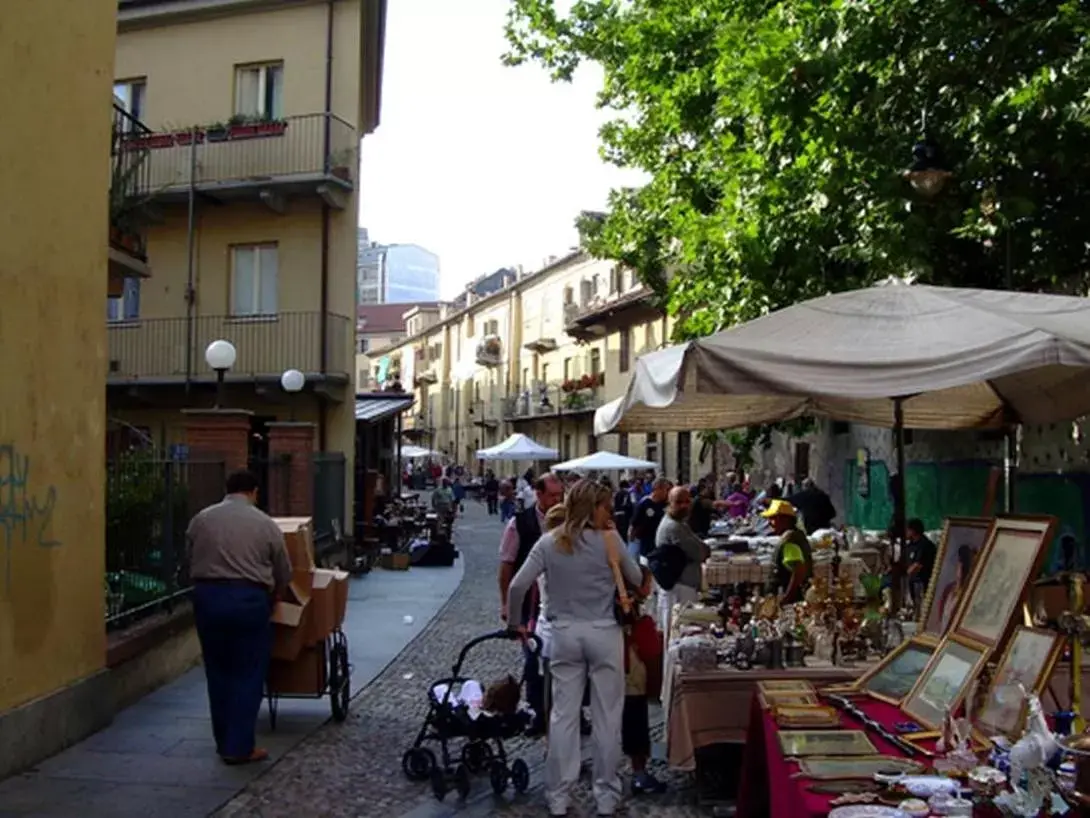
[666,663,867,771]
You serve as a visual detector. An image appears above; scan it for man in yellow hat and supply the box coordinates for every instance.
[761,499,813,604]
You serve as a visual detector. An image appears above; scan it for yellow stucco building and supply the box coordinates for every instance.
[0,0,118,778]
[107,0,387,533]
[372,252,700,482]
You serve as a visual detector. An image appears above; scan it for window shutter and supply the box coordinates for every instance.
[123,277,141,319]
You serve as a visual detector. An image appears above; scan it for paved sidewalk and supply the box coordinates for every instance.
[0,552,464,817]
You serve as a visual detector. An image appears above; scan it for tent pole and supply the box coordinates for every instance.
[1004,425,1018,513]
[893,398,907,614]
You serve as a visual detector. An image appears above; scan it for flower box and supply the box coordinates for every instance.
[205,126,229,143]
[255,120,287,137]
[228,123,261,140]
[173,130,205,146]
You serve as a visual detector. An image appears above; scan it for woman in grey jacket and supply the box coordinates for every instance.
[507,479,643,817]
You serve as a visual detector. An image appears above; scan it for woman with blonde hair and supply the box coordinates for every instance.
[507,479,642,817]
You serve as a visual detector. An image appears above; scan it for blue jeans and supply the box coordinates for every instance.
[192,581,273,758]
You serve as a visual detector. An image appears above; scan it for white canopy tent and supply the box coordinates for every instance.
[400,444,439,459]
[476,433,559,461]
[552,451,660,472]
[595,283,1090,435]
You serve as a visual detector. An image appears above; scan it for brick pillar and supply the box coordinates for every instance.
[266,422,315,517]
[182,409,253,473]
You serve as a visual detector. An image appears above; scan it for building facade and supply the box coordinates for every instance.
[357,231,441,304]
[354,302,437,389]
[368,252,702,484]
[0,0,118,778]
[107,0,388,535]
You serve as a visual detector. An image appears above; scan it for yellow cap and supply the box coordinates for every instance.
[761,499,798,519]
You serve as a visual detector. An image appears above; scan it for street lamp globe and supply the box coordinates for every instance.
[205,339,237,372]
[903,139,951,199]
[280,368,305,393]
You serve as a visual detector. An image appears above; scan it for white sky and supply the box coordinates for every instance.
[357,0,643,299]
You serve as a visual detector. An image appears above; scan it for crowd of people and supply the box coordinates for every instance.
[487,465,841,816]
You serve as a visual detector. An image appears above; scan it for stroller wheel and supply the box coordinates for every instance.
[431,767,448,801]
[489,760,509,795]
[510,758,530,793]
[461,740,493,773]
[454,764,472,799]
[402,747,436,781]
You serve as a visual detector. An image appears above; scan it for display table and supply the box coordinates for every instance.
[703,555,866,589]
[735,694,954,818]
[666,664,866,770]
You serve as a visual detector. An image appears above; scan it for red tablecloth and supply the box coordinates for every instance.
[736,695,950,818]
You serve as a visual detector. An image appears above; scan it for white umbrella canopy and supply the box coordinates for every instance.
[476,433,559,461]
[400,445,439,459]
[595,283,1090,434]
[552,451,660,472]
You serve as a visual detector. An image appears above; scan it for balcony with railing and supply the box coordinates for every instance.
[107,311,352,384]
[117,113,358,209]
[110,103,154,286]
[563,286,659,339]
[503,378,606,420]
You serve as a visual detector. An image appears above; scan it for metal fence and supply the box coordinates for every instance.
[249,451,346,550]
[313,452,347,548]
[107,311,353,381]
[105,456,225,628]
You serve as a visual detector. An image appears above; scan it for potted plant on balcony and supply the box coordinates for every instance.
[205,121,230,143]
[173,126,205,146]
[254,117,288,138]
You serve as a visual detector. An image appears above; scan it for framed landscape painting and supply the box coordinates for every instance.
[902,634,990,729]
[952,516,1057,650]
[856,635,939,706]
[918,517,992,638]
[978,626,1065,737]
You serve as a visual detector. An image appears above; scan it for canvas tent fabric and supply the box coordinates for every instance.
[594,283,1090,434]
[476,433,559,461]
[552,451,660,472]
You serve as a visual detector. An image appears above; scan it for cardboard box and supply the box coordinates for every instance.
[331,570,349,626]
[308,568,346,643]
[270,568,316,661]
[267,646,326,695]
[274,517,315,571]
[381,552,411,571]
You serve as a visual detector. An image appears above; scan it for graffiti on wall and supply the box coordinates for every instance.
[0,444,61,592]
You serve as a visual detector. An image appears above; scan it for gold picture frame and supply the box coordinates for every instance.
[773,704,841,728]
[951,515,1057,651]
[758,680,816,695]
[777,729,877,757]
[977,625,1066,737]
[902,633,991,729]
[759,692,819,709]
[855,634,940,706]
[796,755,926,780]
[917,516,992,638]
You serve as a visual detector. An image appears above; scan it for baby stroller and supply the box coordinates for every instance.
[401,628,542,801]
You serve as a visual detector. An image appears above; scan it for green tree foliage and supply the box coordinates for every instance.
[505,0,1090,339]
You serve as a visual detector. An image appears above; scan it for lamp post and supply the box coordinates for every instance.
[205,339,237,409]
[281,368,304,420]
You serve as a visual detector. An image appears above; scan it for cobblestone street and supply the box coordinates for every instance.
[216,500,708,818]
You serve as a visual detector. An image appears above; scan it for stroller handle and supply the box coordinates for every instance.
[452,628,542,674]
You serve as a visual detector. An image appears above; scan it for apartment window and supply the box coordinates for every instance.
[794,442,811,483]
[357,337,370,354]
[541,363,549,383]
[563,357,572,380]
[563,433,573,461]
[618,432,629,455]
[231,243,278,316]
[107,277,141,322]
[590,348,601,376]
[619,327,631,373]
[113,79,146,123]
[522,367,529,390]
[646,432,659,463]
[235,62,284,120]
[609,267,622,294]
[562,286,574,305]
[587,434,598,454]
[484,318,499,336]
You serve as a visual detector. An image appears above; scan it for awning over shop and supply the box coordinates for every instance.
[355,395,414,423]
[595,282,1090,434]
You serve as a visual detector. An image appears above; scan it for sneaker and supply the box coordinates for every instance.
[631,771,667,795]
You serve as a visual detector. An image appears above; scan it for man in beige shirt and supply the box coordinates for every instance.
[186,469,291,765]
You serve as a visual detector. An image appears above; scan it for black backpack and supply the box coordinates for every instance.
[647,543,687,591]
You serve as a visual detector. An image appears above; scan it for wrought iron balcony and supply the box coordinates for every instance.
[116,113,358,208]
[564,287,660,339]
[110,103,154,284]
[503,380,605,420]
[107,311,352,384]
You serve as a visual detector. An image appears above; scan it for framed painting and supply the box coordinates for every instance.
[759,692,819,709]
[902,634,991,729]
[952,516,1057,650]
[796,756,926,780]
[917,517,992,638]
[978,626,1066,737]
[777,730,877,757]
[758,680,816,695]
[855,635,939,706]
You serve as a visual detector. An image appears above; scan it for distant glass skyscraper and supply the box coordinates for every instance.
[357,228,440,304]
